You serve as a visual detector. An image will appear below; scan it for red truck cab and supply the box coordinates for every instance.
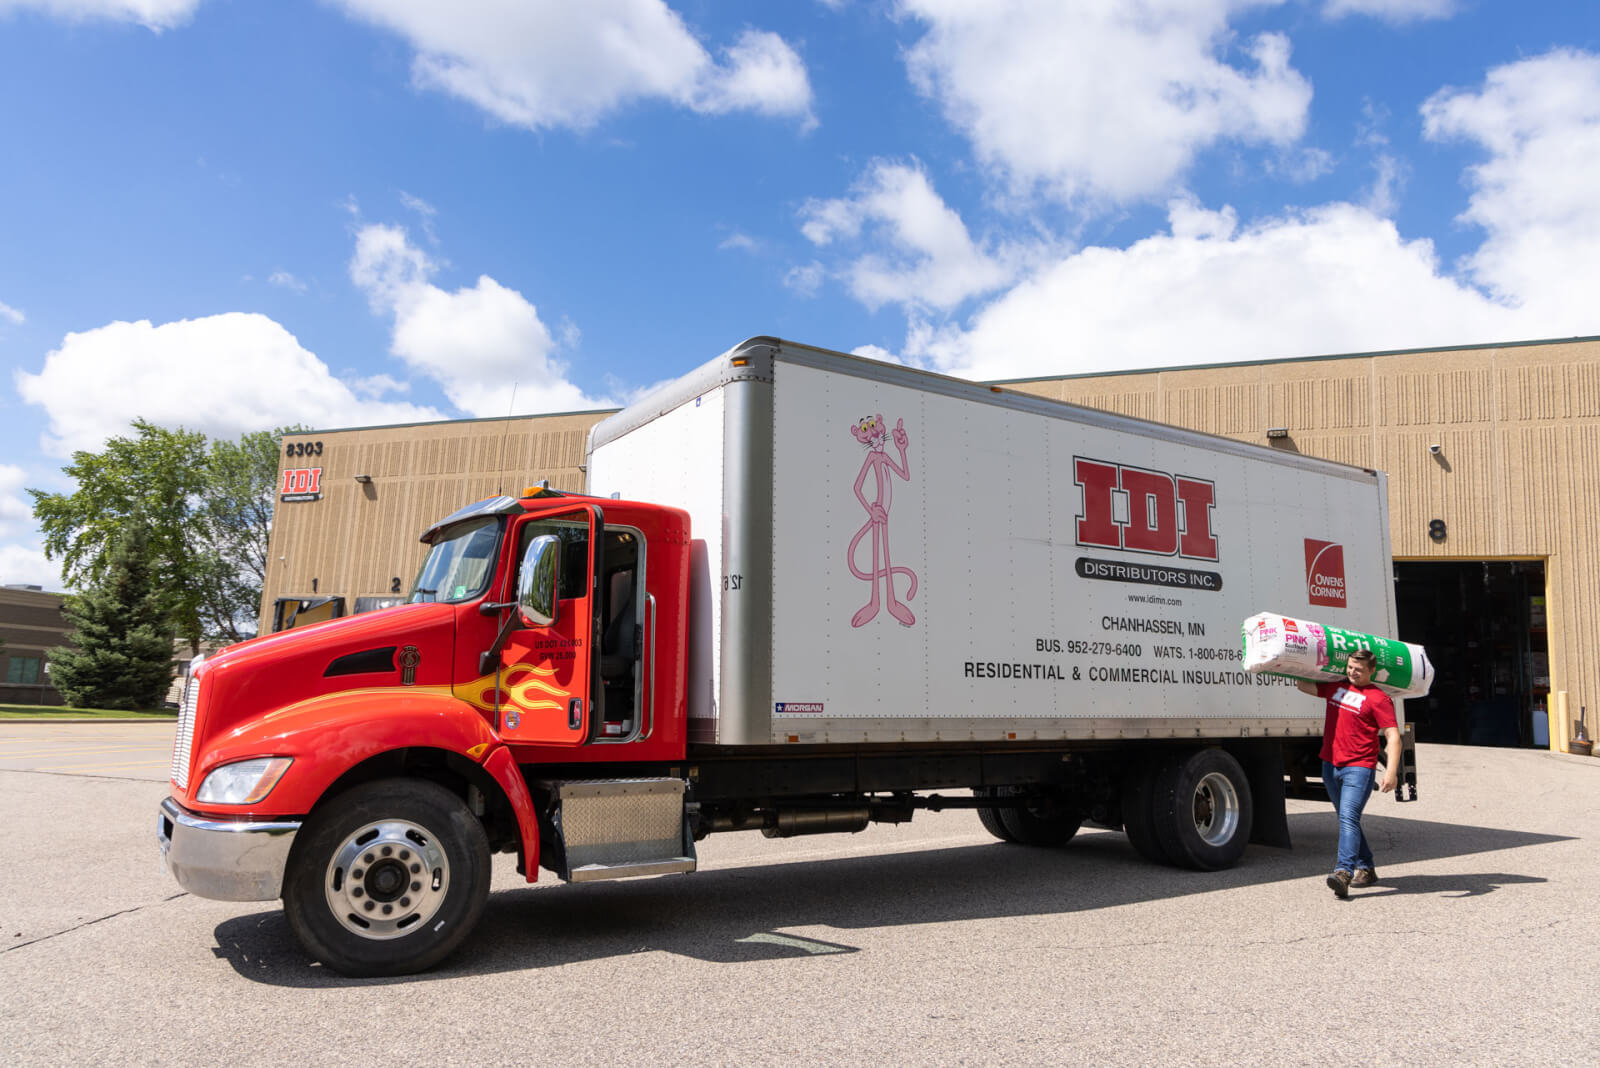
[159,487,691,975]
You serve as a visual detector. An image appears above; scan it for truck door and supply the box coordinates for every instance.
[480,507,603,746]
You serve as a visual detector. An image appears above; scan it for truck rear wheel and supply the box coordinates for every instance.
[1151,748,1253,871]
[973,786,1016,842]
[1120,757,1172,864]
[998,791,1082,847]
[284,778,491,977]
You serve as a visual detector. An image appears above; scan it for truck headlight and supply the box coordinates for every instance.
[196,757,294,804]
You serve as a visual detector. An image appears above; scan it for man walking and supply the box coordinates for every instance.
[1297,648,1402,898]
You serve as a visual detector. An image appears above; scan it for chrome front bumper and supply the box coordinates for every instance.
[157,797,301,901]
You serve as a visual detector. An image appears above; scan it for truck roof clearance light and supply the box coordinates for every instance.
[196,757,295,805]
[520,483,568,499]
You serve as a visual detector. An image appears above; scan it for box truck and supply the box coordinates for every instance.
[158,337,1414,976]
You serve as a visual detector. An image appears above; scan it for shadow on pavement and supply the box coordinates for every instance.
[1354,873,1547,898]
[211,810,1571,987]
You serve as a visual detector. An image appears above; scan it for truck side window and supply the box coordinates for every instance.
[516,515,589,602]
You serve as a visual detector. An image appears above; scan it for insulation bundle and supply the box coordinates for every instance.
[1241,611,1434,698]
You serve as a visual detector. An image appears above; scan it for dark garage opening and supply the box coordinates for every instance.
[1394,560,1548,748]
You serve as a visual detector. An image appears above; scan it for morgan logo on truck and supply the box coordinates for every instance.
[1073,457,1218,561]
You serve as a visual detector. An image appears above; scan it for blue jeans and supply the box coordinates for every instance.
[1323,761,1376,873]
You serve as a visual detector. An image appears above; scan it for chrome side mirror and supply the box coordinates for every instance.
[517,535,560,628]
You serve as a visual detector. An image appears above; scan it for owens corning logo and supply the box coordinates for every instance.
[1073,457,1219,562]
[1305,539,1347,607]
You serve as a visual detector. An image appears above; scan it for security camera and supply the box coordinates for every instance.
[1428,444,1441,455]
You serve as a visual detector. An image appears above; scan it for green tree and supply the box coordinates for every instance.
[47,524,175,710]
[30,420,299,650]
[194,428,288,642]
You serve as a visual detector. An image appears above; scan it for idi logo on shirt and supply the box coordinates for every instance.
[1305,538,1346,607]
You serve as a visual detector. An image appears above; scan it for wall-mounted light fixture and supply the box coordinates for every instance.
[1266,427,1289,440]
[353,474,373,484]
[1427,444,1441,456]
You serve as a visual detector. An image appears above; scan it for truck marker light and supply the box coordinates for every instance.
[466,743,490,761]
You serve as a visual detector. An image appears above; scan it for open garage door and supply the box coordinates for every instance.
[1395,561,1547,747]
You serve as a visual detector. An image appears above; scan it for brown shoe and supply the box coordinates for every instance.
[1326,869,1352,899]
[1351,868,1378,888]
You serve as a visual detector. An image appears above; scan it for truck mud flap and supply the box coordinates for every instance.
[541,778,697,883]
[1396,723,1418,802]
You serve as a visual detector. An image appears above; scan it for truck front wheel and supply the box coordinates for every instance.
[1151,748,1253,871]
[283,778,491,977]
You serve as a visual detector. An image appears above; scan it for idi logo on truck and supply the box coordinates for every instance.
[1073,457,1219,561]
[1304,538,1346,607]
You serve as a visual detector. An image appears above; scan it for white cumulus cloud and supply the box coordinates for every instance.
[0,541,60,591]
[1422,49,1600,323]
[798,160,1036,311]
[0,464,31,538]
[0,465,59,589]
[1323,0,1458,22]
[809,47,1600,382]
[0,0,200,30]
[14,313,444,457]
[330,0,814,131]
[0,300,23,325]
[918,198,1523,380]
[898,0,1311,207]
[350,223,614,415]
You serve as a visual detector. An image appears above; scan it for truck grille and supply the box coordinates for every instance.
[170,670,201,789]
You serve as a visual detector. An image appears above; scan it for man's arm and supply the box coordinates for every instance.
[1295,679,1320,696]
[1378,725,1402,792]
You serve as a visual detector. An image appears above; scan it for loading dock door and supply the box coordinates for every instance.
[1394,561,1547,747]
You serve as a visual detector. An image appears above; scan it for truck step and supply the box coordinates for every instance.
[569,857,697,883]
[545,777,697,882]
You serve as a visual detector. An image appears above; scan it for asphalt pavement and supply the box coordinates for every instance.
[1,722,1596,1065]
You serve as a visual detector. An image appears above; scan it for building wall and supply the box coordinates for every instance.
[260,335,1599,729]
[260,411,610,629]
[1001,336,1600,723]
[0,587,69,706]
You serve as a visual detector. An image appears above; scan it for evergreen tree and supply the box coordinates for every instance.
[47,525,174,710]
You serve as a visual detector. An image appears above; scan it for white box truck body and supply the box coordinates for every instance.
[587,337,1402,748]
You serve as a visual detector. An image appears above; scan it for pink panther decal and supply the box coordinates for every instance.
[847,413,918,627]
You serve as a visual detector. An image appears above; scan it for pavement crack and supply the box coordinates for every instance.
[5,893,188,954]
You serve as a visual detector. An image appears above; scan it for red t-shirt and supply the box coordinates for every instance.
[1317,681,1398,767]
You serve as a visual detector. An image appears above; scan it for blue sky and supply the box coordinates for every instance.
[2,0,1597,590]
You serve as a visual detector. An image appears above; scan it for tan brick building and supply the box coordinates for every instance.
[1,585,69,705]
[261,334,1600,751]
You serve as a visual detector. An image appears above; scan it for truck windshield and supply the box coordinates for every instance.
[410,516,502,603]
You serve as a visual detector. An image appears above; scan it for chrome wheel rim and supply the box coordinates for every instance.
[324,819,450,940]
[1191,771,1240,847]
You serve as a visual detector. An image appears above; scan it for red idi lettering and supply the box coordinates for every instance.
[1074,457,1219,561]
[281,468,323,496]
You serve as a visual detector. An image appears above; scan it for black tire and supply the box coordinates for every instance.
[1151,748,1253,871]
[1120,755,1172,864]
[973,786,1017,842]
[998,791,1083,847]
[284,778,491,977]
